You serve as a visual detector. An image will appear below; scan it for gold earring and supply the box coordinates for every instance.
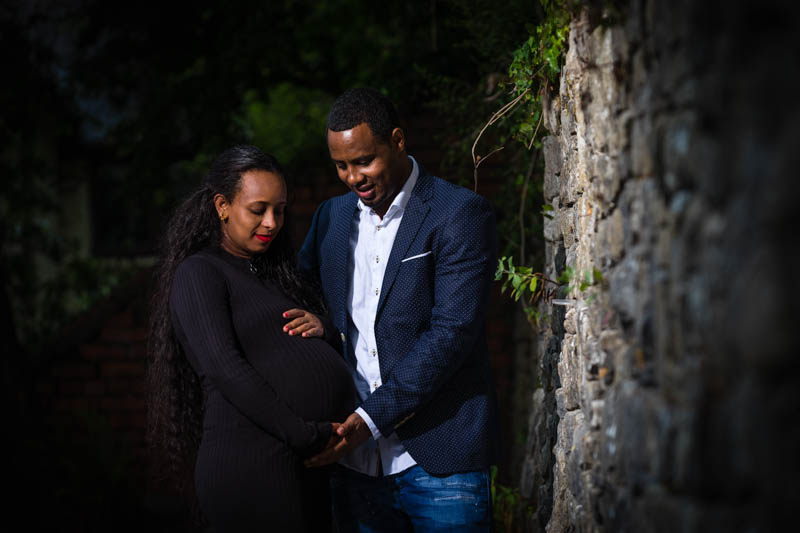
[219,211,228,222]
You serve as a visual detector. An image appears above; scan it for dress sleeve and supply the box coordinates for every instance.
[170,256,331,457]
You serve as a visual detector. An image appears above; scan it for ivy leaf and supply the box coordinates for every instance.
[557,267,574,285]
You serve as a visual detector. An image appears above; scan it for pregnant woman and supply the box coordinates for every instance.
[147,145,354,532]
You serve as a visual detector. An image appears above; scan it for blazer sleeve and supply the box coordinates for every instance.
[170,257,331,457]
[297,198,331,282]
[320,312,343,353]
[360,194,498,436]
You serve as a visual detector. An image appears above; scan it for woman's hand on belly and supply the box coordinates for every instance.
[282,308,325,338]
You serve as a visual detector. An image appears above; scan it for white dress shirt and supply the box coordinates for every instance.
[340,156,419,477]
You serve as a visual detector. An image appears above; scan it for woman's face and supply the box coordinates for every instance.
[215,169,287,258]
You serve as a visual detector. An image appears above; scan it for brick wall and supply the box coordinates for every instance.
[37,306,146,444]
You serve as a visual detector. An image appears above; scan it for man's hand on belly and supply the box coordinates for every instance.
[304,412,371,467]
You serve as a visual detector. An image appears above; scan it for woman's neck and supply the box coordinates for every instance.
[219,237,251,259]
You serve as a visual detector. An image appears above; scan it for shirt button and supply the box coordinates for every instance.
[375,255,380,263]
[376,225,382,231]
[374,288,379,295]
[371,349,376,356]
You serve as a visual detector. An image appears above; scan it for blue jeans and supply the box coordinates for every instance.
[330,465,491,532]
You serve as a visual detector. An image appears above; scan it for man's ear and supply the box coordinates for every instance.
[390,127,406,153]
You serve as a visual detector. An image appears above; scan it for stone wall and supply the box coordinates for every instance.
[521,1,800,532]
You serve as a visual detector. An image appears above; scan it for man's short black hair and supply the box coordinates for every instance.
[326,87,401,143]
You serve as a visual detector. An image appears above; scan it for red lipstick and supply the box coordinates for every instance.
[255,234,272,243]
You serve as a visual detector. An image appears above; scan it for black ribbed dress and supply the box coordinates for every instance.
[169,246,355,532]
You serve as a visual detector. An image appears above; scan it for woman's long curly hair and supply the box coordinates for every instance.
[146,145,324,492]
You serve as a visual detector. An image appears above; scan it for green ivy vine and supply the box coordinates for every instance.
[471,0,572,327]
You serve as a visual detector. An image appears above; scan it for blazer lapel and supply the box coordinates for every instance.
[376,168,434,317]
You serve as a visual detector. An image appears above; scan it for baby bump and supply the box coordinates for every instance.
[250,339,355,422]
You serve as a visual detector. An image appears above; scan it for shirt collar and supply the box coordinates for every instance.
[356,156,419,218]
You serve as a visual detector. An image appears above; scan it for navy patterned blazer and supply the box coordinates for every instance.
[297,162,500,475]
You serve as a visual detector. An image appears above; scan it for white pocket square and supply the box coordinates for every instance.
[401,251,432,262]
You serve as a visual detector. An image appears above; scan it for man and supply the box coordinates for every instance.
[296,87,499,531]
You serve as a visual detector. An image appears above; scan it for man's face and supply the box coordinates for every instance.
[327,123,408,218]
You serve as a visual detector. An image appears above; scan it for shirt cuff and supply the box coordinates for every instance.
[355,407,383,440]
